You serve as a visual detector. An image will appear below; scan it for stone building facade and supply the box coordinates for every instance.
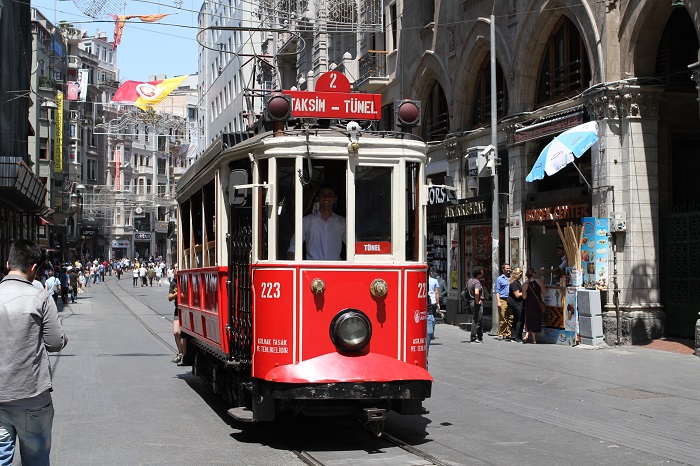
[393,0,700,343]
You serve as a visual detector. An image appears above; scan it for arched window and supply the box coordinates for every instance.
[472,58,508,127]
[536,17,590,105]
[422,82,449,142]
[655,8,698,91]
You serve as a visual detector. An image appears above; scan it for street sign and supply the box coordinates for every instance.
[282,71,381,120]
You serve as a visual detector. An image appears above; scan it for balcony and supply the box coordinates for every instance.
[67,55,82,69]
[356,50,390,93]
[38,76,55,90]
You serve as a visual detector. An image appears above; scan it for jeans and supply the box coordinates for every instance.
[470,302,483,341]
[0,400,54,466]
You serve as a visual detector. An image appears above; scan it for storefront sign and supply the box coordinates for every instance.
[112,240,130,248]
[428,186,448,205]
[445,196,489,222]
[525,204,589,223]
[134,232,152,240]
[81,228,97,236]
[514,110,583,143]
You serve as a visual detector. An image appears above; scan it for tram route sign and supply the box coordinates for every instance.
[283,71,382,120]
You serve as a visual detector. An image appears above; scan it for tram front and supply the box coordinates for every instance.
[240,129,433,426]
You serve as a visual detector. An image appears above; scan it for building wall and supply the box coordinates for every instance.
[404,0,700,342]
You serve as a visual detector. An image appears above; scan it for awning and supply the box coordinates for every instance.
[514,106,585,144]
[39,216,54,225]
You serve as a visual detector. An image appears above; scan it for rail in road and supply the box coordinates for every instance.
[103,276,458,466]
[97,275,700,465]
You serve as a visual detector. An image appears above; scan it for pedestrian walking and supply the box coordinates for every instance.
[44,270,60,304]
[0,239,68,465]
[464,266,485,343]
[168,265,185,365]
[132,266,139,287]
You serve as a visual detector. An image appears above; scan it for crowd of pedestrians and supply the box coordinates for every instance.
[466,262,546,344]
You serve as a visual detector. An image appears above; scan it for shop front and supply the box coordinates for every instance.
[524,198,609,345]
[444,194,506,327]
[133,231,153,261]
[427,176,449,314]
[110,240,130,260]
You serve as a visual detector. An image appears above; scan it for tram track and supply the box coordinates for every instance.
[103,277,178,354]
[104,277,449,465]
[290,418,452,466]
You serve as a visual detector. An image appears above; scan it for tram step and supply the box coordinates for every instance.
[227,407,254,422]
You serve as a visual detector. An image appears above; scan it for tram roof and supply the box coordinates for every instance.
[177,128,427,194]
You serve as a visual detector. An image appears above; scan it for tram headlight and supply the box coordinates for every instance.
[330,309,372,352]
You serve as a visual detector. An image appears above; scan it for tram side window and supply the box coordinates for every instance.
[356,166,392,253]
[203,181,216,266]
[192,190,203,267]
[406,162,419,261]
[181,200,191,269]
[276,158,296,260]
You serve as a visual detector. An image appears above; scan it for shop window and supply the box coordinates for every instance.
[471,58,508,128]
[536,17,590,106]
[422,82,450,142]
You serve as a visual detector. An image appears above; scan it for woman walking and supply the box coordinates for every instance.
[522,268,545,344]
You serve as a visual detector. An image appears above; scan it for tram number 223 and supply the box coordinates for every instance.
[418,283,427,299]
[261,281,281,299]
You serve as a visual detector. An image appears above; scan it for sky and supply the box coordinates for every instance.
[32,0,201,82]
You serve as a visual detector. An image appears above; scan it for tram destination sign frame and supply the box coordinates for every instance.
[283,71,382,121]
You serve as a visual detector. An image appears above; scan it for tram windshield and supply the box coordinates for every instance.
[219,154,421,264]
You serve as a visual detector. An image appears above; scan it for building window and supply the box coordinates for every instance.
[422,82,450,142]
[536,17,590,106]
[472,58,508,127]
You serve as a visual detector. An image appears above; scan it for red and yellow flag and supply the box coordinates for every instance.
[111,14,168,50]
[112,75,187,110]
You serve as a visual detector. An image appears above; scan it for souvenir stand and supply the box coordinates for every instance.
[539,218,608,345]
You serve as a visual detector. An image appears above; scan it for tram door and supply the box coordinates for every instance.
[228,161,253,366]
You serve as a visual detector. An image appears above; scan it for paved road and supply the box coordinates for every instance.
[26,273,700,465]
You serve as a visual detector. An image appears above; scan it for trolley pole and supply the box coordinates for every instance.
[489,14,500,336]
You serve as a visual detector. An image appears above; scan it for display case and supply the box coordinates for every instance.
[428,232,447,275]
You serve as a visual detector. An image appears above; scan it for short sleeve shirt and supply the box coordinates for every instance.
[289,211,346,260]
[466,277,483,304]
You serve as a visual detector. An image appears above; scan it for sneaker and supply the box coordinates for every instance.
[497,335,504,340]
[472,339,483,344]
[170,353,183,364]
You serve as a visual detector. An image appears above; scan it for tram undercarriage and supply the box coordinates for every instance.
[187,336,430,431]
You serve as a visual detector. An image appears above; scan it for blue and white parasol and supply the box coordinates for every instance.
[525,121,599,187]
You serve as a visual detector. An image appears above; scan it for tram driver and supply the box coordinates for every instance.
[287,186,346,260]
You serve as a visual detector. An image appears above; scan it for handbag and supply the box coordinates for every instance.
[532,285,546,312]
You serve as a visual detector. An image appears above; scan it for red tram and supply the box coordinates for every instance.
[175,88,432,433]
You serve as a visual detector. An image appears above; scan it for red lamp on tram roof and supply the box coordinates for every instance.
[264,93,292,121]
[395,99,421,127]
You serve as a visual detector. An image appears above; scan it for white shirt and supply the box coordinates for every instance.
[289,211,346,260]
[428,276,439,305]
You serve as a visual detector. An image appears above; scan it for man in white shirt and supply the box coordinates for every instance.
[288,186,346,260]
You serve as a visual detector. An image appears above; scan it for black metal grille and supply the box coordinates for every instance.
[230,209,252,367]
